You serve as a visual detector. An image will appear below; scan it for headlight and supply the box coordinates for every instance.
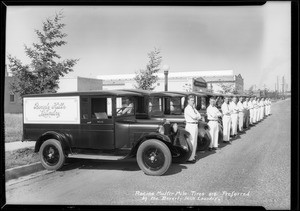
[158,125,165,135]
[172,123,178,133]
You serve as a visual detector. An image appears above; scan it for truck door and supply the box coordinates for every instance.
[79,96,114,149]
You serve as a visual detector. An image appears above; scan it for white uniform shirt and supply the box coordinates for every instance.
[206,105,222,121]
[237,101,244,112]
[229,101,239,114]
[184,105,201,123]
[256,100,260,108]
[248,101,253,109]
[221,102,231,116]
[252,100,257,108]
[260,100,264,107]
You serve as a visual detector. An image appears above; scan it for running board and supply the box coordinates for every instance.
[67,154,127,161]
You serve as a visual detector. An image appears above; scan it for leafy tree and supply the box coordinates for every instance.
[7,11,78,97]
[183,83,192,92]
[248,85,254,95]
[134,48,162,90]
[218,83,234,94]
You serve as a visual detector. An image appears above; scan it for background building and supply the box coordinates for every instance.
[4,67,22,113]
[58,76,103,93]
[98,70,244,93]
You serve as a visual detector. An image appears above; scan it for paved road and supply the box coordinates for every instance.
[6,99,290,209]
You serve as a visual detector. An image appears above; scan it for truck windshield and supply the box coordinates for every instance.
[149,97,163,116]
[116,97,135,116]
[169,97,183,115]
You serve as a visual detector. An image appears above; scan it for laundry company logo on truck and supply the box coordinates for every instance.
[24,96,80,124]
[33,102,66,118]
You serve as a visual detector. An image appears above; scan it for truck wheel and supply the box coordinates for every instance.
[172,137,193,163]
[137,139,171,176]
[39,139,65,171]
[197,130,211,151]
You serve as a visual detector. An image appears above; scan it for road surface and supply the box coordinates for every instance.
[6,99,291,209]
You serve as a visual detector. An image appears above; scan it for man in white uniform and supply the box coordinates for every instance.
[260,98,265,119]
[221,96,231,143]
[256,98,261,122]
[252,97,257,123]
[237,97,244,132]
[265,98,269,116]
[184,95,201,163]
[248,97,254,125]
[229,96,239,137]
[207,98,222,150]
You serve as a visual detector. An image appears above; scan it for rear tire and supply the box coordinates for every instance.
[39,139,65,171]
[137,139,171,176]
[197,130,211,151]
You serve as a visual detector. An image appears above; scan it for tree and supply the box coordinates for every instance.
[134,48,162,90]
[7,11,78,97]
[218,83,234,94]
[247,85,254,96]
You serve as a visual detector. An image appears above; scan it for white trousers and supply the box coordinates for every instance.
[249,109,254,124]
[261,107,264,119]
[230,113,238,135]
[208,121,219,148]
[238,112,244,131]
[185,123,198,160]
[222,115,231,141]
[256,107,260,122]
[253,108,257,123]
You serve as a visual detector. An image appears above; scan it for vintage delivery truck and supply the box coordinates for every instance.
[22,90,193,176]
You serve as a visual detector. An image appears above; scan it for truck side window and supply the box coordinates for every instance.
[91,98,112,119]
[81,98,89,119]
[201,97,207,109]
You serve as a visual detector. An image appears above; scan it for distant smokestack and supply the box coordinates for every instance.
[277,76,279,93]
[164,70,168,91]
[162,65,170,91]
[282,76,284,94]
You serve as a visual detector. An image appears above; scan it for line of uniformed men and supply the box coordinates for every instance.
[210,96,272,150]
[184,95,272,163]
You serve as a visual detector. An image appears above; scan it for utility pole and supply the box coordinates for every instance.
[277,76,279,92]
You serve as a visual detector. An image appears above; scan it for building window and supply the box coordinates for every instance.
[9,94,15,103]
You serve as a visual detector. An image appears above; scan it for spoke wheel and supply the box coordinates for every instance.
[137,139,171,176]
[39,139,65,171]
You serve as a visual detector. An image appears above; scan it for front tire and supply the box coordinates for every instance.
[137,139,171,176]
[39,139,65,171]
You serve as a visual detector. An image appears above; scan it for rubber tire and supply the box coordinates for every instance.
[39,139,65,171]
[137,139,172,176]
[172,137,193,163]
[197,130,211,151]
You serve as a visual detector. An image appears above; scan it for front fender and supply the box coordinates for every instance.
[172,127,191,150]
[129,132,172,157]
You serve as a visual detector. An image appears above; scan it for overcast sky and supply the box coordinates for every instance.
[6,2,291,90]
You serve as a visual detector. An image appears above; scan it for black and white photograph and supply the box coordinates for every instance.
[2,2,293,209]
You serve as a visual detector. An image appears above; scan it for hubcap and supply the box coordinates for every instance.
[43,144,59,166]
[143,147,165,171]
